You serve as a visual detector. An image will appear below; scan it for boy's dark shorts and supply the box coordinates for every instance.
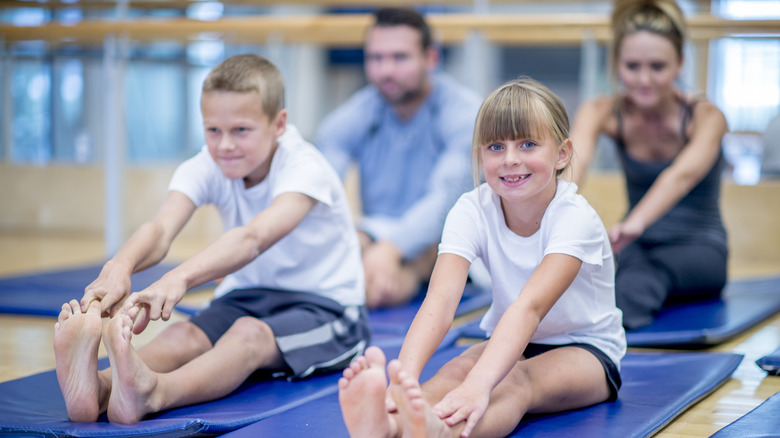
[523,342,622,401]
[189,287,371,379]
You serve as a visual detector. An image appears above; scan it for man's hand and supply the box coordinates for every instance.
[363,241,403,308]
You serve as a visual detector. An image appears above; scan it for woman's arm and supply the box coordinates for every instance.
[397,253,471,380]
[434,253,582,437]
[611,101,728,252]
[569,97,614,187]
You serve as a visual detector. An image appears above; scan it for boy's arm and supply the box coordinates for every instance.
[82,191,196,316]
[397,253,471,380]
[124,191,317,328]
[434,253,582,436]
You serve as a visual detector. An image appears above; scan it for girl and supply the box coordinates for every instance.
[339,77,626,438]
[569,0,729,329]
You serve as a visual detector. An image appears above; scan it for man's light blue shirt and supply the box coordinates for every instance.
[316,73,481,258]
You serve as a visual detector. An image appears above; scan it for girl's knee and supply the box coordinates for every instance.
[438,353,479,380]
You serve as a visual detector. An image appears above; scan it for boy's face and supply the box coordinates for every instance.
[364,25,435,105]
[201,90,286,188]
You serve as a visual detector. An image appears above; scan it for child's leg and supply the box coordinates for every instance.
[55,301,215,422]
[54,300,106,422]
[104,315,283,424]
[338,346,400,438]
[391,343,612,438]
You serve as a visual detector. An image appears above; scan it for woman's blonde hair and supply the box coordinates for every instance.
[611,0,686,70]
[471,77,571,187]
[202,54,285,119]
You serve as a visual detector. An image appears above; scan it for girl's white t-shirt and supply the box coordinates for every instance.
[169,125,365,306]
[439,180,626,367]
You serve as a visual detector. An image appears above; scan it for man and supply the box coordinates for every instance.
[316,7,481,308]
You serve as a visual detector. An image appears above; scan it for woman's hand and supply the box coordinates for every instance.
[608,221,644,254]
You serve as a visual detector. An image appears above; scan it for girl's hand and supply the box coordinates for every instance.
[608,221,644,254]
[433,382,490,438]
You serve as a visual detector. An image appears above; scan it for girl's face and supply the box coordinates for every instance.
[617,30,682,109]
[480,130,570,206]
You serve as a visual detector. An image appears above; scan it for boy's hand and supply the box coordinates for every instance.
[122,274,187,333]
[433,382,490,438]
[82,262,132,317]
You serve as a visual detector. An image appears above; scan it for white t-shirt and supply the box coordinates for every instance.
[169,124,364,306]
[439,180,626,367]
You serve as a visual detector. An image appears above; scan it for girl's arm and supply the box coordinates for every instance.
[434,253,582,437]
[610,101,728,252]
[568,97,613,187]
[397,253,471,380]
[82,191,196,316]
[124,191,317,330]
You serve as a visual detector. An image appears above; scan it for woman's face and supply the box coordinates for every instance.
[617,30,682,109]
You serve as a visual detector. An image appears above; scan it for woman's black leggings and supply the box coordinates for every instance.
[615,240,728,330]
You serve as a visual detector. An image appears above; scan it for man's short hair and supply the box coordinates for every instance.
[373,7,432,50]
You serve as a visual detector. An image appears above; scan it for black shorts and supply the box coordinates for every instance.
[190,287,371,379]
[523,342,622,401]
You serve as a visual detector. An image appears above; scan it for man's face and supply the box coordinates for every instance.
[364,25,432,105]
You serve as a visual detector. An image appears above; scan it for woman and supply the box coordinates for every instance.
[570,0,729,330]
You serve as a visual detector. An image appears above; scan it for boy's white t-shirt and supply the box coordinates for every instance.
[439,180,626,367]
[168,124,365,307]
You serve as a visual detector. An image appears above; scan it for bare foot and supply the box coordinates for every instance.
[103,313,159,424]
[338,346,398,438]
[54,300,104,422]
[388,360,451,438]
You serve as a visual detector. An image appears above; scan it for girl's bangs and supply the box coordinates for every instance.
[476,91,546,145]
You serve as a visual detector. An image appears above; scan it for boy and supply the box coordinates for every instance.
[53,54,369,424]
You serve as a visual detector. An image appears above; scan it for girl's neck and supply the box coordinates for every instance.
[499,180,558,237]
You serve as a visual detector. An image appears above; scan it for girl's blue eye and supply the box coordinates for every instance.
[520,140,536,149]
[488,143,503,151]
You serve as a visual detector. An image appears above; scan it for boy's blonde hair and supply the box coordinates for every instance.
[471,77,571,187]
[202,54,285,119]
[611,0,686,69]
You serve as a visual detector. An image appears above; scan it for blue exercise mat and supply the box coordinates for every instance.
[710,391,780,438]
[460,275,780,348]
[625,275,780,347]
[756,346,780,375]
[0,328,462,437]
[224,347,743,438]
[0,263,213,317]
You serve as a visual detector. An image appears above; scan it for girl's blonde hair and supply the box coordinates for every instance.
[611,0,686,71]
[471,77,571,187]
[202,54,285,119]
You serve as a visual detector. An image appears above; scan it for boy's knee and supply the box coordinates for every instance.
[227,317,275,345]
[163,321,212,353]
